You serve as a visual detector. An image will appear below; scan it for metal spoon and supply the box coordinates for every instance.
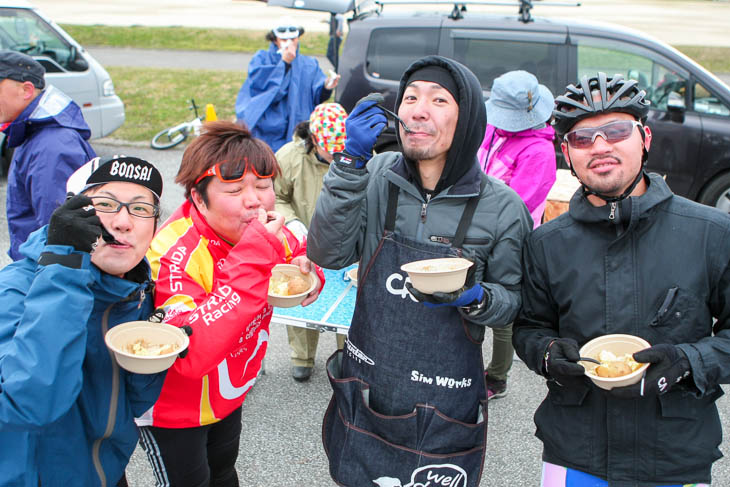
[577,356,601,365]
[377,104,413,134]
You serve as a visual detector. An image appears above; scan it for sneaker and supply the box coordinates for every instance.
[486,377,507,401]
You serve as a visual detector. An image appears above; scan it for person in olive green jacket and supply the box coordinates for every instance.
[274,102,348,382]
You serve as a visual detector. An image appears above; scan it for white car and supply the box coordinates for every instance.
[0,1,124,172]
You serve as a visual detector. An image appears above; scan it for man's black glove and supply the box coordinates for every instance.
[47,193,103,253]
[610,344,691,399]
[543,338,586,387]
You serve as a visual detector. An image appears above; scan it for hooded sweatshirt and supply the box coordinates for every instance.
[477,124,556,228]
[308,55,532,328]
[394,56,487,196]
[5,85,96,260]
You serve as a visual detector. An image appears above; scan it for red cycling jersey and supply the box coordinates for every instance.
[138,200,323,428]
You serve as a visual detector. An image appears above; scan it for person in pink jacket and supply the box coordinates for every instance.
[477,70,556,400]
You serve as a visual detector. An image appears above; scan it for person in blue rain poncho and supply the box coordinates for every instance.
[235,17,340,152]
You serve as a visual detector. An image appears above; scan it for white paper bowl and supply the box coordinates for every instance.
[268,264,317,308]
[345,266,359,287]
[400,257,473,294]
[579,334,651,390]
[105,321,189,374]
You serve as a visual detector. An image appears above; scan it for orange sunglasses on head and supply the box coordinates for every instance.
[194,158,274,185]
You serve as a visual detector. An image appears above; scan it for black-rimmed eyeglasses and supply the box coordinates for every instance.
[90,196,160,218]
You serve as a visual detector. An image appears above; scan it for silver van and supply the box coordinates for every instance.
[0,1,124,170]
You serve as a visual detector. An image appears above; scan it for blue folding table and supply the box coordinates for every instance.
[271,264,357,335]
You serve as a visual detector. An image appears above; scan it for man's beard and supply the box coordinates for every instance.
[402,145,438,162]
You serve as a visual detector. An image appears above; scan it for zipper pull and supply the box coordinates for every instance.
[138,287,145,309]
[609,201,617,221]
[421,194,431,223]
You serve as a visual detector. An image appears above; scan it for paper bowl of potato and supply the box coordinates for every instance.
[268,264,317,308]
[400,257,473,294]
[579,334,651,390]
[105,321,189,374]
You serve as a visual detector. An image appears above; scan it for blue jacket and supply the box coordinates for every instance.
[235,43,326,152]
[0,227,166,487]
[5,85,96,261]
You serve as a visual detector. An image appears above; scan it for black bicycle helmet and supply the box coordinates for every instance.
[553,72,650,137]
[554,73,651,206]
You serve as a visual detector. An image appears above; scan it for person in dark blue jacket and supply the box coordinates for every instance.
[0,50,96,261]
[234,17,340,152]
[0,155,166,487]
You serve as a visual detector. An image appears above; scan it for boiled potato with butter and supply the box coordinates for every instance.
[595,361,633,378]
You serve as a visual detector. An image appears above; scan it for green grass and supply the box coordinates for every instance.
[106,67,242,143]
[60,24,331,56]
[675,46,730,74]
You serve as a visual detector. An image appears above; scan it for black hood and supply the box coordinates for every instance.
[394,56,486,194]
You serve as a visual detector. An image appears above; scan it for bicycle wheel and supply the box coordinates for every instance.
[151,125,188,150]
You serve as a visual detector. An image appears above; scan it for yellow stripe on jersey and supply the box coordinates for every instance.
[282,236,292,263]
[185,236,214,294]
[147,216,194,280]
[199,375,219,425]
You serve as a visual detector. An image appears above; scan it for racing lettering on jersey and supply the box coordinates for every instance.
[187,285,242,326]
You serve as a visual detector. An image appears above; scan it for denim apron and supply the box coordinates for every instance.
[323,182,488,487]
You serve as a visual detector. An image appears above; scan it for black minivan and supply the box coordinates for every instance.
[271,0,730,210]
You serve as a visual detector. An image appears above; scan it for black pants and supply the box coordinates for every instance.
[138,406,242,487]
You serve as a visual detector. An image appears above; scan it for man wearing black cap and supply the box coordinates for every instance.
[307,56,532,486]
[0,50,96,261]
[0,155,165,487]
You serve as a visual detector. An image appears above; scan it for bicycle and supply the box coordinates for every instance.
[151,98,215,150]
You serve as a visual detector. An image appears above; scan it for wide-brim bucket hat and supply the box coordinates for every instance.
[486,70,555,132]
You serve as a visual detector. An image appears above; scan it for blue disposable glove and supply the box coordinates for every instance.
[406,282,485,309]
[338,93,387,168]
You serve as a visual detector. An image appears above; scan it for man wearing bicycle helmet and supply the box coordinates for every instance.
[513,72,730,486]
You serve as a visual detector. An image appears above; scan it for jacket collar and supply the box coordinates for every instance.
[390,153,482,198]
[568,172,673,224]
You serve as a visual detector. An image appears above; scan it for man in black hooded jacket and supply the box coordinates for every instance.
[513,73,730,485]
[307,56,531,486]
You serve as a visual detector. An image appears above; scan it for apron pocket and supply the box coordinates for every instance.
[323,350,486,487]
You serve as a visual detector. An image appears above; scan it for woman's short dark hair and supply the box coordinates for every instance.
[293,120,315,154]
[176,120,280,203]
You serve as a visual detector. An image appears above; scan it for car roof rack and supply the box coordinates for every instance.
[371,0,580,23]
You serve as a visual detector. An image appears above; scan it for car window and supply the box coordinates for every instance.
[694,82,730,117]
[366,27,440,81]
[576,37,689,112]
[452,38,562,95]
[0,8,74,72]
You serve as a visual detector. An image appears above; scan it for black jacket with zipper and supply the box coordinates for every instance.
[513,173,730,486]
